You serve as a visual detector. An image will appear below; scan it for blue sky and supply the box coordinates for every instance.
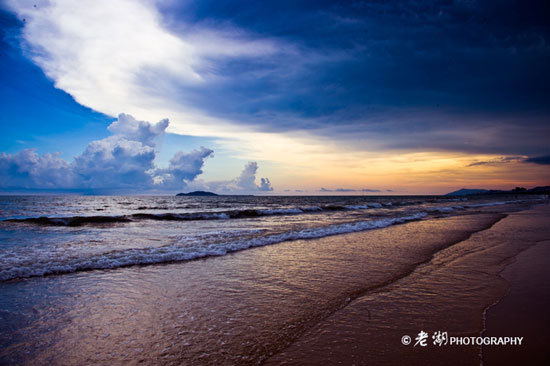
[0,9,111,158]
[0,0,549,194]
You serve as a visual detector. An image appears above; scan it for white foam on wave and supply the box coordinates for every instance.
[345,202,383,210]
[0,213,427,281]
[345,205,369,210]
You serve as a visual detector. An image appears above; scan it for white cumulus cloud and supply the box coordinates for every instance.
[185,161,274,193]
[0,114,274,193]
[155,147,214,188]
[0,114,217,191]
[0,149,74,189]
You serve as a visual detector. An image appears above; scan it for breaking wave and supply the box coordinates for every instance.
[0,213,427,281]
[3,204,388,226]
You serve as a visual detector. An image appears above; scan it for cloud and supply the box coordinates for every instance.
[155,147,214,188]
[5,0,281,133]
[525,155,550,165]
[234,162,265,191]
[0,113,276,192]
[107,113,169,147]
[0,149,74,189]
[258,178,273,191]
[0,114,218,191]
[186,161,274,193]
[70,114,172,188]
[467,156,525,167]
[320,188,381,193]
[73,135,157,189]
[4,0,550,178]
[225,161,274,192]
[467,154,550,167]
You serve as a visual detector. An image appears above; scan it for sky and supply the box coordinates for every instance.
[0,0,549,194]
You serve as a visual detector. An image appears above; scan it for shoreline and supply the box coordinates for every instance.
[266,203,550,365]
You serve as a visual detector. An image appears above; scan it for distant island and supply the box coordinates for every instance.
[176,191,219,196]
[446,186,550,196]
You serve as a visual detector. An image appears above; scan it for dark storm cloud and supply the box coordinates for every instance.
[525,155,550,165]
[157,0,550,156]
[467,156,525,166]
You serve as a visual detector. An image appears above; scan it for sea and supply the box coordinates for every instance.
[0,194,547,364]
[1,194,544,282]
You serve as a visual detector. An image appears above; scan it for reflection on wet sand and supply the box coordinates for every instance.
[267,205,550,365]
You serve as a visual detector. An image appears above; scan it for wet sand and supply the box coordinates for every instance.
[266,204,550,365]
[483,239,550,365]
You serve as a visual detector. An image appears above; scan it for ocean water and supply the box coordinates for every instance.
[0,194,547,365]
[0,194,544,281]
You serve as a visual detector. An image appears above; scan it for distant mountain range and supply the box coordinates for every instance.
[445,186,550,196]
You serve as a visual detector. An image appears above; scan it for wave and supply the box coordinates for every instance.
[464,199,529,208]
[426,205,466,213]
[3,204,387,226]
[6,215,133,226]
[345,202,383,209]
[0,213,427,281]
[3,198,536,227]
[425,198,532,213]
